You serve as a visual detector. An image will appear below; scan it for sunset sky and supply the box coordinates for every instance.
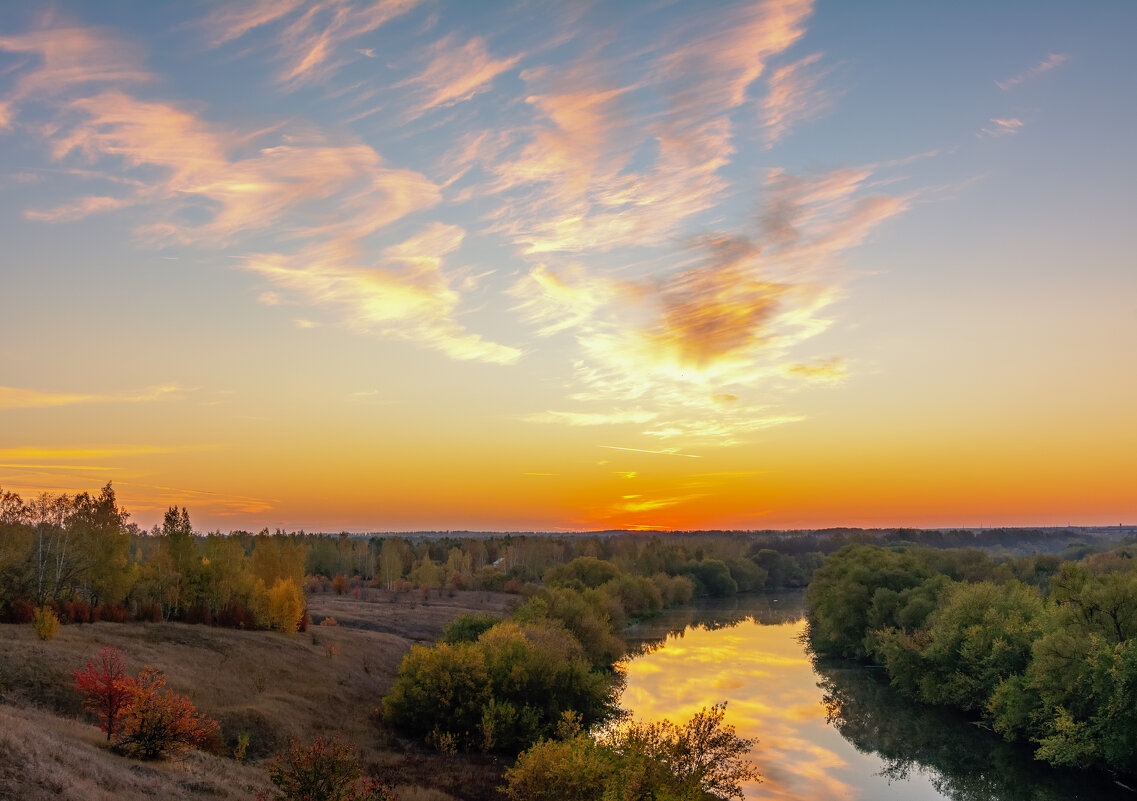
[2,1,1134,532]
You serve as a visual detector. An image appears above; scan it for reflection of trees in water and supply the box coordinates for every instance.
[815,658,1130,801]
[624,592,806,655]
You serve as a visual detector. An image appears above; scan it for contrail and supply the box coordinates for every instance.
[598,445,700,458]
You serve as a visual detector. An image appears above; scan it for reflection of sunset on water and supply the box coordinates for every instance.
[620,613,947,801]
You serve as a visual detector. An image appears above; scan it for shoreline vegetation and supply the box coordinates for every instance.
[806,542,1137,778]
[2,482,1134,799]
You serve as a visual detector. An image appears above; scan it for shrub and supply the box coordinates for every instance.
[33,605,60,641]
[216,599,257,629]
[262,736,396,801]
[61,599,93,624]
[504,703,759,801]
[440,613,500,644]
[11,597,36,624]
[234,731,251,763]
[382,642,490,750]
[383,620,621,754]
[97,603,129,623]
[116,666,219,759]
[137,602,163,623]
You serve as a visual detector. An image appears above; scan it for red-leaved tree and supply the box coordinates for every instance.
[73,646,132,742]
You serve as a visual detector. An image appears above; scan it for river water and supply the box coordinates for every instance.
[620,593,1131,801]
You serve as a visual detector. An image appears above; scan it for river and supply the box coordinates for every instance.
[620,592,1131,801]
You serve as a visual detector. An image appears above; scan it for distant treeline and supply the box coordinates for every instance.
[0,482,837,629]
[807,542,1137,775]
[1,481,1124,632]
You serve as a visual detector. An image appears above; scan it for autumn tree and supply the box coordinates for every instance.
[267,577,305,633]
[504,703,760,801]
[74,646,132,742]
[33,604,60,640]
[116,666,218,759]
[377,537,408,590]
[262,737,396,801]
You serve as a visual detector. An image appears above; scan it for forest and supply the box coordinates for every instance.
[2,481,1133,799]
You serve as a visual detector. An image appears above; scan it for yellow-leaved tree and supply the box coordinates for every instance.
[266,577,304,633]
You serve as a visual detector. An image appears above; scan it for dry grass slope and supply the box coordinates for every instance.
[0,589,518,801]
[0,703,269,801]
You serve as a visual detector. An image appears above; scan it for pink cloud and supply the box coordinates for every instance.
[762,52,831,145]
[403,34,522,117]
[997,52,1068,91]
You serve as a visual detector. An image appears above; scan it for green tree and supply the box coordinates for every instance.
[504,703,759,801]
[382,641,491,749]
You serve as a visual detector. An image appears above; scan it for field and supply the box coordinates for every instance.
[0,588,518,801]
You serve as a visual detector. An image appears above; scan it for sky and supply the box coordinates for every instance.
[1,1,1134,533]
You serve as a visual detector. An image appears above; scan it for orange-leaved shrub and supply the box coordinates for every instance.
[116,666,219,759]
[74,649,220,759]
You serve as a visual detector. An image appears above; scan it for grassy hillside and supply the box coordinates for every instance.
[0,589,517,801]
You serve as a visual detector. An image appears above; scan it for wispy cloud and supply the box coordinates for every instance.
[242,223,520,364]
[38,89,440,243]
[656,0,814,117]
[112,480,278,517]
[200,0,420,88]
[0,445,194,461]
[474,0,813,257]
[619,494,699,513]
[23,194,133,222]
[523,409,658,426]
[0,384,185,412]
[762,52,831,145]
[979,117,1024,138]
[196,1,304,48]
[0,24,152,124]
[4,2,922,455]
[5,19,516,365]
[510,162,906,446]
[783,358,848,382]
[997,52,1068,91]
[402,34,522,117]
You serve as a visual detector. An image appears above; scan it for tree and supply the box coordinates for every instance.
[33,604,60,640]
[504,703,760,801]
[501,733,612,801]
[267,577,305,633]
[70,482,133,607]
[262,737,396,801]
[74,646,131,742]
[382,641,491,749]
[377,538,407,590]
[440,613,502,644]
[116,666,218,759]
